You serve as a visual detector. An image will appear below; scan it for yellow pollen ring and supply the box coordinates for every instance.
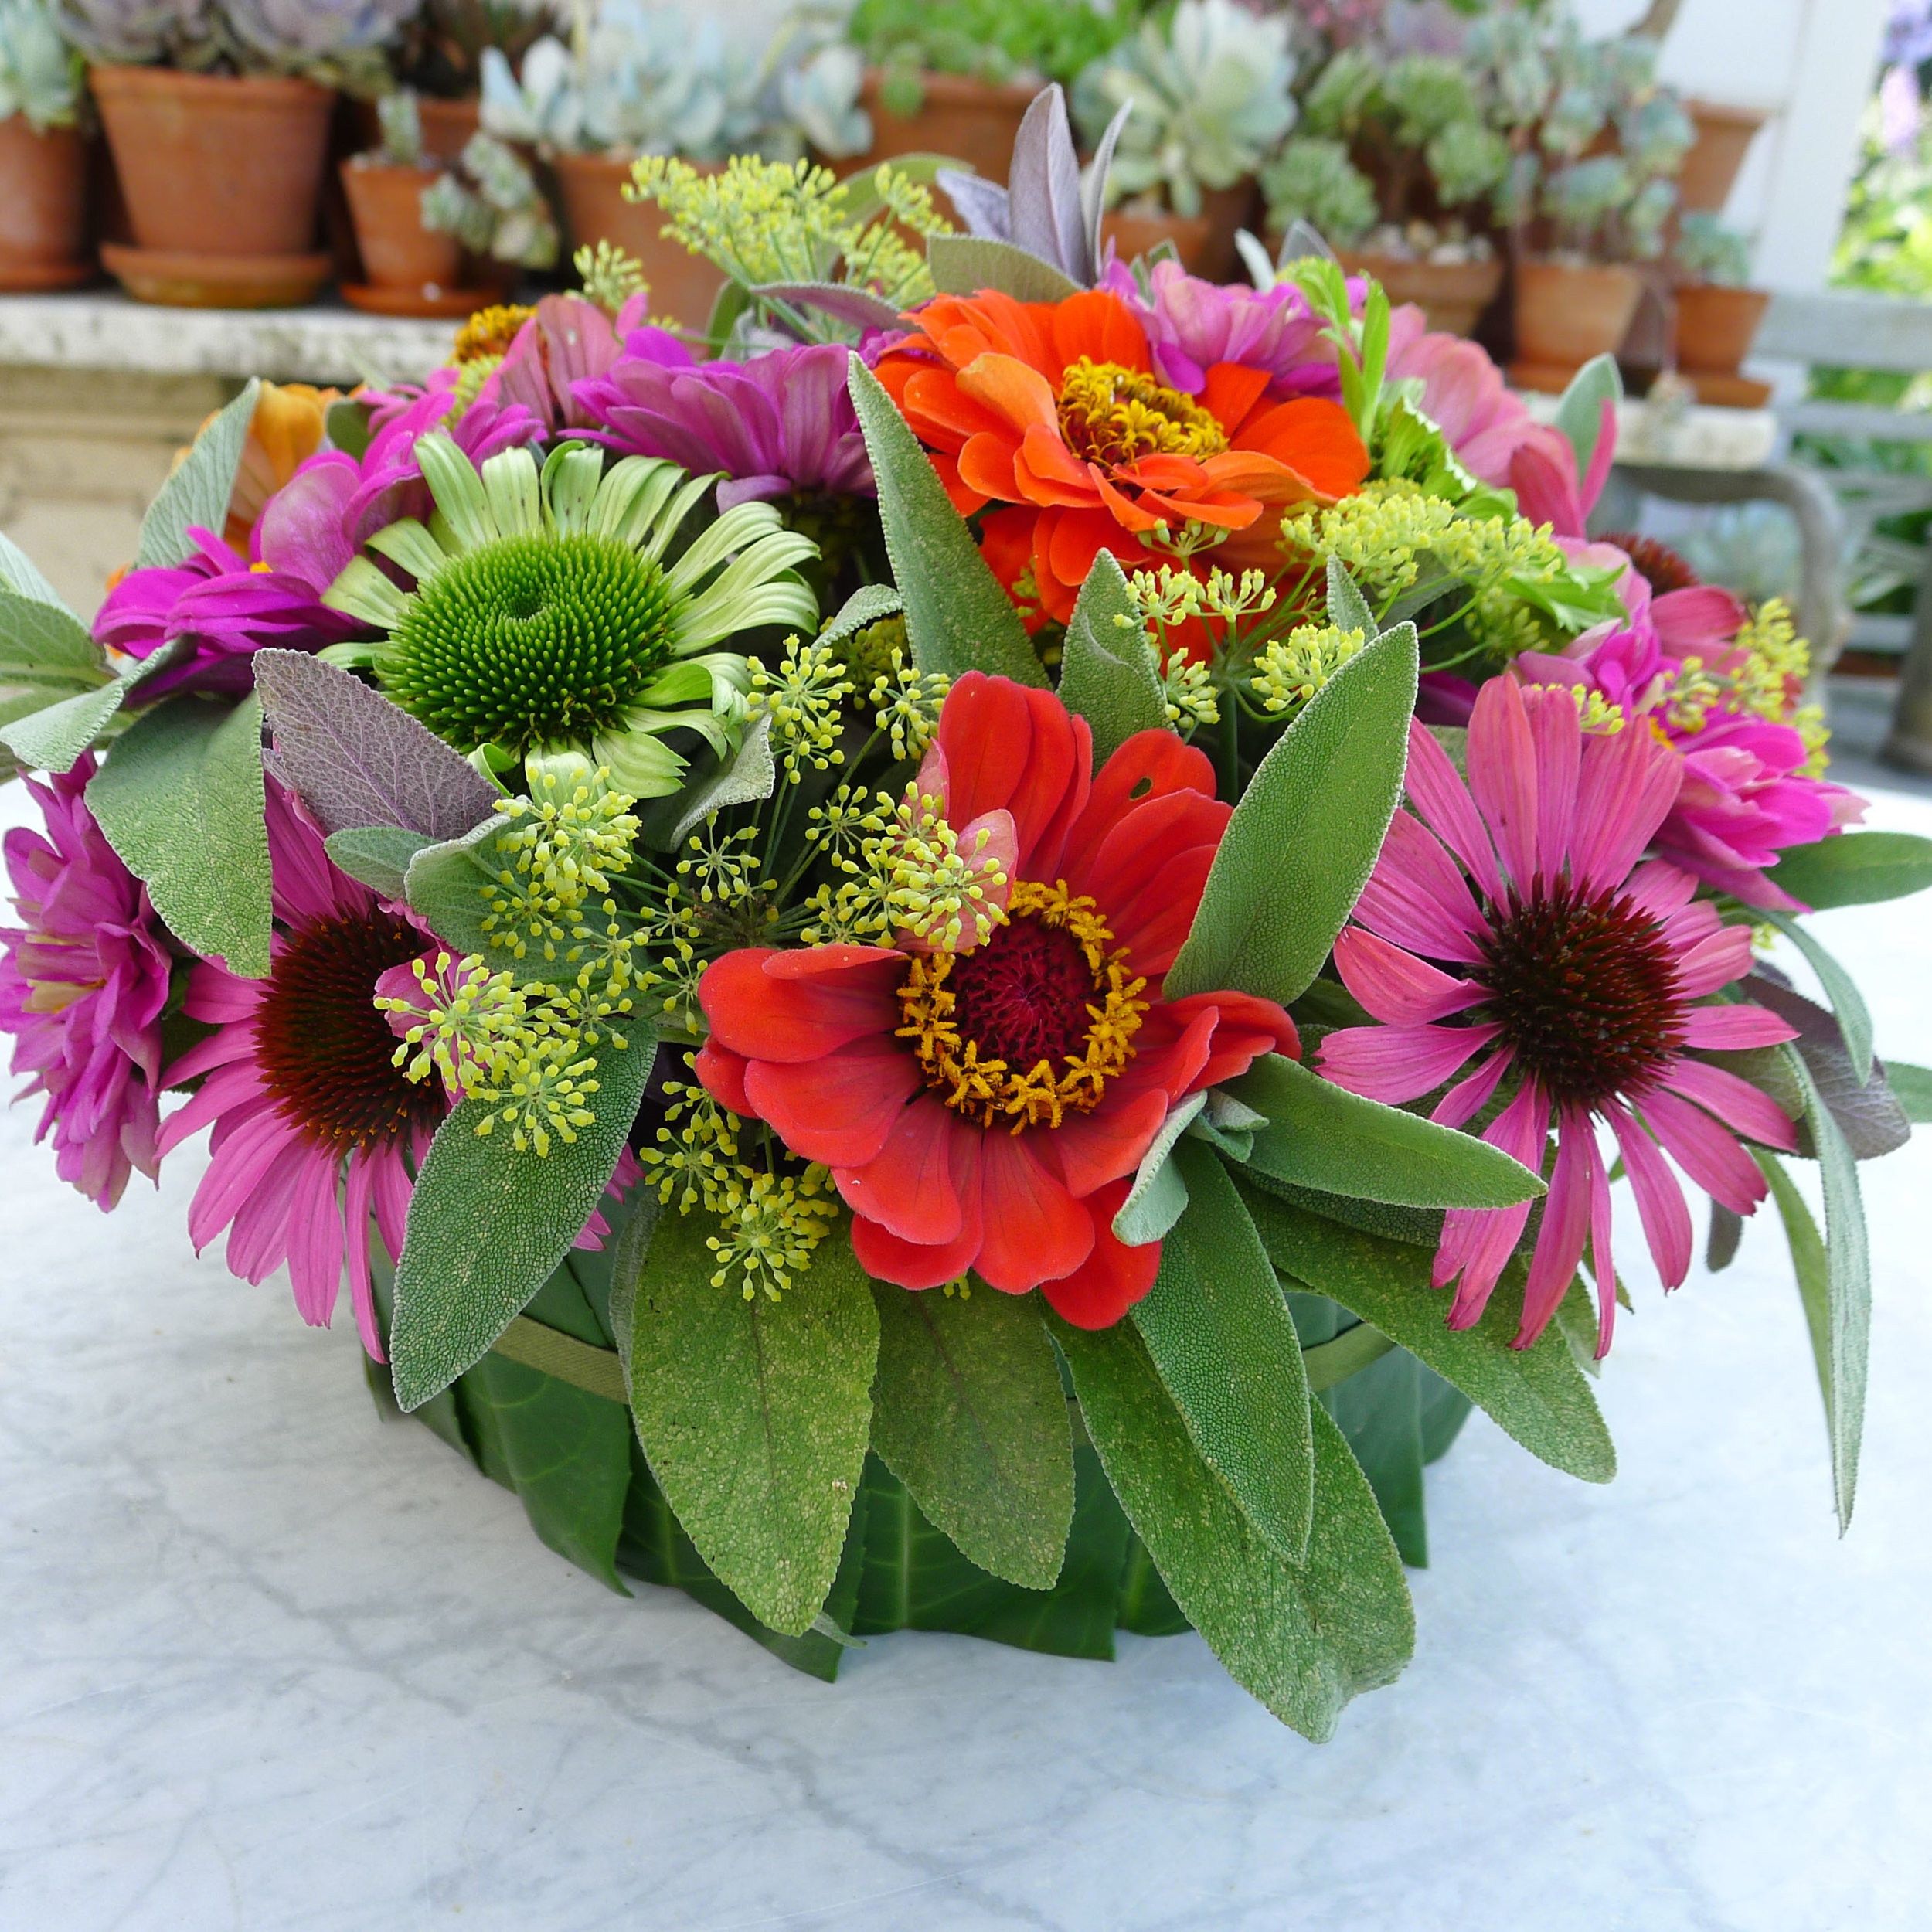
[1056,358,1230,466]
[895,879,1148,1133]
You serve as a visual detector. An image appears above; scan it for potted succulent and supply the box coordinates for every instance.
[1071,0,1294,284]
[67,0,420,307]
[1672,209,1770,404]
[417,124,557,294]
[1471,9,1689,388]
[834,0,1143,193]
[392,0,553,163]
[1265,48,1509,338]
[0,0,90,288]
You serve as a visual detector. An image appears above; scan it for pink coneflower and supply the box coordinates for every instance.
[1,754,172,1208]
[1316,679,1801,1355]
[156,782,639,1359]
[155,781,446,1359]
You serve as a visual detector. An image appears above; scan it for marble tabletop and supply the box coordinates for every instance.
[2,774,1930,1932]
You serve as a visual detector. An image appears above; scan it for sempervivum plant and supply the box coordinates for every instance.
[57,0,212,63]
[0,0,84,125]
[217,0,423,89]
[1071,0,1296,218]
[320,434,820,797]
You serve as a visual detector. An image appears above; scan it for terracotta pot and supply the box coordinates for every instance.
[0,117,91,288]
[1675,283,1770,376]
[550,150,724,332]
[1678,100,1769,215]
[1336,251,1504,338]
[1512,259,1645,372]
[1103,206,1213,276]
[90,64,334,257]
[852,69,1036,189]
[340,161,461,294]
[351,94,481,168]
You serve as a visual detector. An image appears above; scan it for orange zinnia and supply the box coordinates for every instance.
[876,287,1369,625]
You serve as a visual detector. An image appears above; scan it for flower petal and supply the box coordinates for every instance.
[1403,717,1504,903]
[1678,1004,1800,1052]
[1319,1022,1500,1106]
[700,946,902,1062]
[1656,1056,1798,1151]
[1352,811,1492,966]
[1604,1097,1692,1291]
[1039,1179,1162,1328]
[835,1095,968,1245]
[1638,1087,1770,1215]
[743,1034,923,1168]
[1334,925,1488,1026]
[972,1131,1095,1292]
[1518,1108,1597,1349]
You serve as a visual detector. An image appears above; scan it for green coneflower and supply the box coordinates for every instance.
[321,435,819,798]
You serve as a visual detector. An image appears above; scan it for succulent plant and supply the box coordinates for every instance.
[420,128,558,267]
[63,0,420,83]
[1259,135,1377,250]
[0,0,84,126]
[367,83,426,164]
[400,0,551,100]
[58,0,212,64]
[1677,210,1753,287]
[1071,0,1296,219]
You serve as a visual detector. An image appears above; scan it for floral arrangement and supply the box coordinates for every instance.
[4,87,1929,1740]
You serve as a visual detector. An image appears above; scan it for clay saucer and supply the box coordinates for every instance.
[0,257,97,293]
[101,243,333,309]
[339,281,505,320]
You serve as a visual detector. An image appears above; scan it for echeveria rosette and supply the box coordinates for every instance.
[1317,681,1802,1357]
[695,673,1298,1329]
[320,434,819,799]
[0,753,172,1211]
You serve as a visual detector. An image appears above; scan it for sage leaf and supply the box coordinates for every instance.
[869,1283,1073,1590]
[388,1020,658,1410]
[627,1209,878,1635]
[927,233,1081,303]
[1165,620,1417,1005]
[1553,353,1621,478]
[135,379,259,571]
[86,694,271,977]
[1054,1314,1414,1743]
[1057,551,1168,765]
[1228,1052,1546,1208]
[1132,1141,1315,1563]
[1886,1060,1932,1122]
[845,354,1046,687]
[1112,1092,1204,1247]
[1760,910,1873,1085]
[324,825,433,900]
[818,581,902,651]
[0,588,104,686]
[1243,1184,1617,1484]
[253,648,499,840]
[1325,557,1378,638]
[1767,828,1932,910]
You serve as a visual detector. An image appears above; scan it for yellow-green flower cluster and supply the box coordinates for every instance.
[641,1056,840,1301]
[1158,652,1220,734]
[481,766,641,972]
[574,240,645,316]
[1281,478,1459,600]
[1124,563,1277,633]
[1659,597,1829,774]
[1251,623,1366,716]
[626,155,947,312]
[869,648,951,760]
[754,634,855,781]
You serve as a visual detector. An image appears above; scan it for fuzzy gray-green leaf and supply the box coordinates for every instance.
[1054,1315,1413,1743]
[927,233,1081,302]
[628,1211,878,1635]
[1165,621,1417,1005]
[1230,1052,1546,1208]
[388,1022,658,1411]
[1058,551,1168,764]
[1244,1185,1617,1484]
[85,694,271,977]
[135,379,259,571]
[845,354,1046,688]
[1132,1141,1315,1563]
[1768,829,1932,909]
[869,1283,1073,1590]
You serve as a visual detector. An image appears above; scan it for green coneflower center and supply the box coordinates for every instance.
[381,532,676,752]
[1056,358,1229,466]
[255,910,443,1151]
[1478,883,1686,1107]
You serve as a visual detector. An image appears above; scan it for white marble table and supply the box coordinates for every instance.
[3,773,1930,1932]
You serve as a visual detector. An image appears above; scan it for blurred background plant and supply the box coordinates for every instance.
[0,0,84,125]
[421,125,558,263]
[395,0,550,100]
[1676,209,1750,287]
[61,0,420,88]
[1071,0,1295,219]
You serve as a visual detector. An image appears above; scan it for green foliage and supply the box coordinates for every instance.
[927,234,1083,302]
[1057,552,1169,766]
[869,1284,1074,1590]
[1228,1051,1546,1210]
[323,825,434,900]
[1260,138,1377,250]
[86,695,272,978]
[848,0,1147,91]
[1054,1313,1414,1744]
[1887,1060,1932,1122]
[1165,620,1417,1006]
[387,1021,657,1410]
[1677,211,1753,287]
[1244,1185,1617,1485]
[1321,1347,1429,1567]
[625,1206,879,1635]
[1132,1141,1315,1564]
[134,381,259,573]
[1554,353,1622,485]
[1769,829,1932,909]
[845,354,1046,689]
[1760,911,1874,1087]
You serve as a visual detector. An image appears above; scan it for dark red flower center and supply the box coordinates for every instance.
[897,881,1148,1131]
[1597,531,1700,597]
[255,910,444,1151]
[1478,883,1686,1107]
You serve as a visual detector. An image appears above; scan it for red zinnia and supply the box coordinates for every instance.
[875,288,1369,627]
[696,674,1298,1327]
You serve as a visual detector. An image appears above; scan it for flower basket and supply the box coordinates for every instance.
[2,93,1923,1741]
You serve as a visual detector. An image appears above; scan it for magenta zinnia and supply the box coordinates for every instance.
[1,754,172,1209]
[1317,680,1801,1355]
